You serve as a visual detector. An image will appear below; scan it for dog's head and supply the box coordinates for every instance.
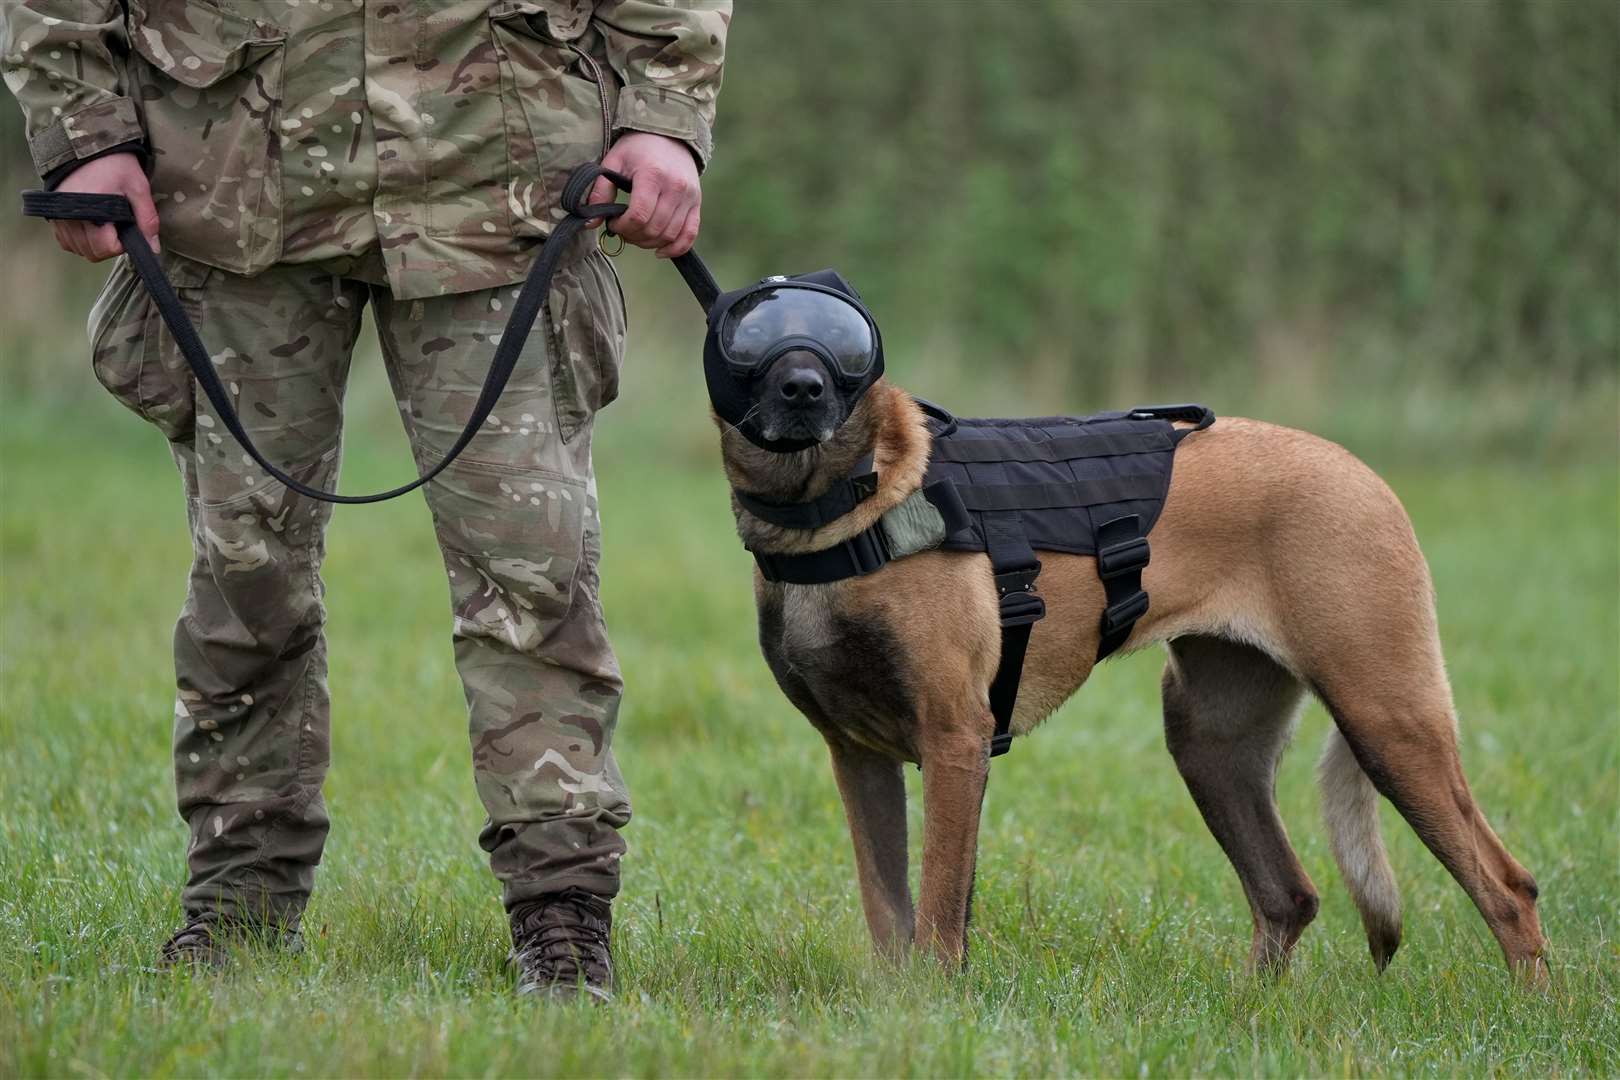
[703,271,884,456]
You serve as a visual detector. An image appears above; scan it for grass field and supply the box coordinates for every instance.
[1,355,1616,1076]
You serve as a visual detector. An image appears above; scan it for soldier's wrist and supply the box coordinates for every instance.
[612,86,713,172]
[29,97,148,182]
[43,141,150,191]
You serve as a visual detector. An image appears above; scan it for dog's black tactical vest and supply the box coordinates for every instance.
[737,402,1214,756]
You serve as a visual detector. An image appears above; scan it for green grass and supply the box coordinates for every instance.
[1,368,1616,1077]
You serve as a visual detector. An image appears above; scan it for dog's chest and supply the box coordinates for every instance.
[774,588,840,652]
[756,585,917,760]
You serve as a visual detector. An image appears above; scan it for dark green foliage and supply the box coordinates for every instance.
[700,0,1617,391]
[2,0,1614,405]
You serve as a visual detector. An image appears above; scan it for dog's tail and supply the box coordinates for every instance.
[1318,728,1403,969]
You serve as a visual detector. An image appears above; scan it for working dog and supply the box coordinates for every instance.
[716,351,1547,981]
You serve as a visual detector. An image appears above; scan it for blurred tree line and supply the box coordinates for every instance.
[2,0,1613,408]
[699,0,1616,396]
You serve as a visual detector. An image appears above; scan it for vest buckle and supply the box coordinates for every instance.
[1100,588,1150,636]
[1097,535,1150,579]
[994,563,1046,626]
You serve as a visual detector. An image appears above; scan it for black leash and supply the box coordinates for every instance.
[21,163,719,504]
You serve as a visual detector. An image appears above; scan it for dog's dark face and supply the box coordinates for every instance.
[718,375,883,506]
[705,274,883,454]
[751,349,852,447]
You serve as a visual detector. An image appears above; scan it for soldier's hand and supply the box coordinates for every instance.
[52,152,161,263]
[589,132,701,258]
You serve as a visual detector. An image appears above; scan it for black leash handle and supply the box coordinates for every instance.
[22,162,722,504]
[562,164,720,315]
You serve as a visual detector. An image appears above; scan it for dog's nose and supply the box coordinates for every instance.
[779,367,825,405]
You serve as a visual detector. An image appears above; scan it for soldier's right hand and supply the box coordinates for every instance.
[51,152,161,262]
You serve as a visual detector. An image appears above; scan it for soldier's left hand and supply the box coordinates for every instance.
[589,132,702,258]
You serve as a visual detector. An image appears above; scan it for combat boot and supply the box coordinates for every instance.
[158,911,303,970]
[508,888,614,1001]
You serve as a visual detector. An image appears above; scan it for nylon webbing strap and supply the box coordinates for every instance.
[564,165,719,314]
[21,163,724,503]
[1128,403,1215,444]
[983,511,1044,758]
[953,473,1165,513]
[21,190,131,222]
[734,455,876,530]
[751,525,890,584]
[928,428,1172,464]
[1093,513,1151,660]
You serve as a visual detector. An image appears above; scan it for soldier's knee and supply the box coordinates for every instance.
[191,476,331,581]
[447,547,589,652]
[432,464,597,651]
[179,491,330,683]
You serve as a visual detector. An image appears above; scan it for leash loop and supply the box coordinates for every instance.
[21,190,135,224]
[559,162,721,314]
[21,160,719,504]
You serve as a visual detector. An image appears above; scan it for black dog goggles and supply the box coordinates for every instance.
[717,279,879,386]
[703,267,887,452]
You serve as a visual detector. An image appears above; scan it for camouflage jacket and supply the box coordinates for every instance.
[1,0,729,298]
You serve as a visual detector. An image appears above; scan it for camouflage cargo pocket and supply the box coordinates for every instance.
[546,244,627,442]
[87,255,212,442]
[490,6,617,238]
[127,0,287,273]
[514,0,595,42]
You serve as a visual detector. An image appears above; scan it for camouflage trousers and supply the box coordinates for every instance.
[87,238,632,923]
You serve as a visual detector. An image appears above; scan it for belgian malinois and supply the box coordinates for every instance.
[716,355,1547,981]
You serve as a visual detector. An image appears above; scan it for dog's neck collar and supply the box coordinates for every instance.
[731,454,878,531]
[737,454,973,588]
[728,399,957,534]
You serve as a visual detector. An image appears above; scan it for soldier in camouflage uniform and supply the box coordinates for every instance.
[1,0,729,999]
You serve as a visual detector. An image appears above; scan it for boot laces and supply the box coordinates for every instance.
[510,888,612,988]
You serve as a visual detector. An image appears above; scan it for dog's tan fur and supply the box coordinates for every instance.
[722,379,1547,980]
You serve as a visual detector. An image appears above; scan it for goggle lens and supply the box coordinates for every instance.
[721,286,876,378]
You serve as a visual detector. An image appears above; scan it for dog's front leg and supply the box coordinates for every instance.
[826,736,915,958]
[915,720,991,967]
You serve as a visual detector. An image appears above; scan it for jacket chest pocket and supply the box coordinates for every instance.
[128,0,287,274]
[489,7,616,239]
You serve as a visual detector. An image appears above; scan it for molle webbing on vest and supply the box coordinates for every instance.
[748,406,1209,579]
[926,411,1187,558]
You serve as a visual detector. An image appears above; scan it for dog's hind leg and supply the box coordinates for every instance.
[826,737,915,958]
[1312,662,1547,981]
[914,712,992,967]
[1162,635,1318,975]
[1275,459,1547,980]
